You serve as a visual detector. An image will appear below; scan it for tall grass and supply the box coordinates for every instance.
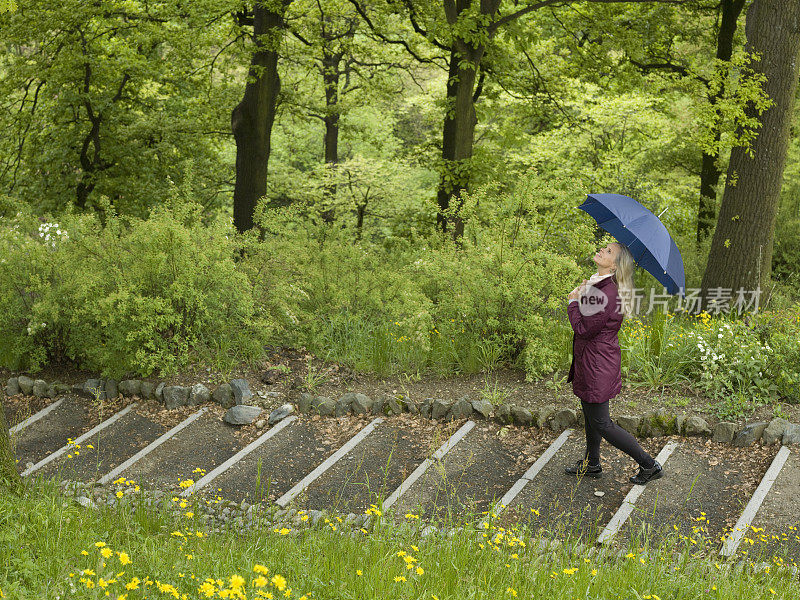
[1,478,798,599]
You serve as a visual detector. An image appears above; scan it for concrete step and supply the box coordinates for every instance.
[497,432,666,539]
[730,446,800,566]
[36,405,167,482]
[391,421,559,523]
[120,410,243,493]
[297,418,445,514]
[12,396,92,471]
[614,437,776,550]
[200,415,374,506]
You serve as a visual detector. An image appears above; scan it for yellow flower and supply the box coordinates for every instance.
[253,576,269,588]
[563,567,577,575]
[198,582,216,598]
[416,566,424,575]
[126,577,141,590]
[95,542,107,548]
[591,569,598,576]
[97,578,108,588]
[185,512,194,519]
[230,574,245,589]
[271,574,287,591]
[81,550,89,556]
[116,490,124,499]
[356,570,362,576]
[506,588,518,597]
[118,551,131,565]
[253,565,269,575]
[393,576,407,582]
[100,547,113,558]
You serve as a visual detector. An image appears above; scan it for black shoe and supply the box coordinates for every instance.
[630,461,663,485]
[564,459,602,478]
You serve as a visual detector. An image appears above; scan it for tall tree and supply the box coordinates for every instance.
[232,0,293,234]
[700,0,800,309]
[0,1,236,218]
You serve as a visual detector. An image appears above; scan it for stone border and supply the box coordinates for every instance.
[5,376,800,448]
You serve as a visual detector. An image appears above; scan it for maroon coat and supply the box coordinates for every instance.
[566,273,625,404]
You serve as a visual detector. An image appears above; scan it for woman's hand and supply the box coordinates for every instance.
[568,279,588,301]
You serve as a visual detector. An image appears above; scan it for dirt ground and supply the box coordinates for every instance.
[3,344,799,431]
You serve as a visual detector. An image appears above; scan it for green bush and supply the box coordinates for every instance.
[0,200,270,377]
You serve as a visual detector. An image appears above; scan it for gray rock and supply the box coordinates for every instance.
[640,408,677,437]
[533,405,556,428]
[255,419,266,429]
[212,383,235,408]
[5,377,20,396]
[676,414,686,434]
[617,415,642,436]
[404,398,419,415]
[17,375,34,395]
[140,381,156,400]
[373,395,387,415]
[431,399,453,420]
[163,386,190,409]
[550,408,577,431]
[762,418,790,445]
[336,393,358,416]
[684,416,711,437]
[119,380,142,397]
[496,403,513,424]
[84,378,106,400]
[230,378,253,405]
[783,423,800,445]
[224,405,262,425]
[471,400,494,419]
[334,399,351,417]
[297,392,313,414]
[419,398,433,418]
[732,422,768,447]
[448,398,473,421]
[712,421,737,443]
[155,382,165,402]
[32,379,48,398]
[189,384,211,406]
[386,396,403,415]
[105,379,118,399]
[269,403,294,425]
[510,406,533,426]
[311,396,335,416]
[46,384,57,398]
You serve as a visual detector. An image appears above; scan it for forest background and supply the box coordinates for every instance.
[0,0,799,412]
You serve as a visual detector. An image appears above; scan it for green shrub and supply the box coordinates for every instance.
[0,201,270,377]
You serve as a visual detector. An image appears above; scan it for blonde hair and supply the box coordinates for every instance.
[612,242,636,319]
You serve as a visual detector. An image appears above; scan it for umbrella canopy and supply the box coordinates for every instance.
[577,193,686,297]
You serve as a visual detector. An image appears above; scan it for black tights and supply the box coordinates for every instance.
[581,400,655,469]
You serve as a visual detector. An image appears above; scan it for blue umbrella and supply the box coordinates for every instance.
[577,193,686,297]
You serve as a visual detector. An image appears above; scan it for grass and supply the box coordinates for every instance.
[2,478,799,599]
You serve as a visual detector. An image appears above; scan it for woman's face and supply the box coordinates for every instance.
[593,243,619,271]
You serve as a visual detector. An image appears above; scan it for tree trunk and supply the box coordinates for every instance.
[321,42,342,223]
[700,0,800,312]
[0,399,22,495]
[697,0,747,247]
[436,0,498,239]
[232,2,290,234]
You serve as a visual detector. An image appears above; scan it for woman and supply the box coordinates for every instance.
[564,241,663,485]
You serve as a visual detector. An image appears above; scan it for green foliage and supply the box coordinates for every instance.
[0,199,269,377]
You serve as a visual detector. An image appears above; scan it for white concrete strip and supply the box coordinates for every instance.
[98,408,209,485]
[181,415,297,496]
[481,428,573,525]
[383,420,476,511]
[597,439,680,545]
[21,403,137,477]
[720,445,791,557]
[9,398,64,435]
[275,417,384,508]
